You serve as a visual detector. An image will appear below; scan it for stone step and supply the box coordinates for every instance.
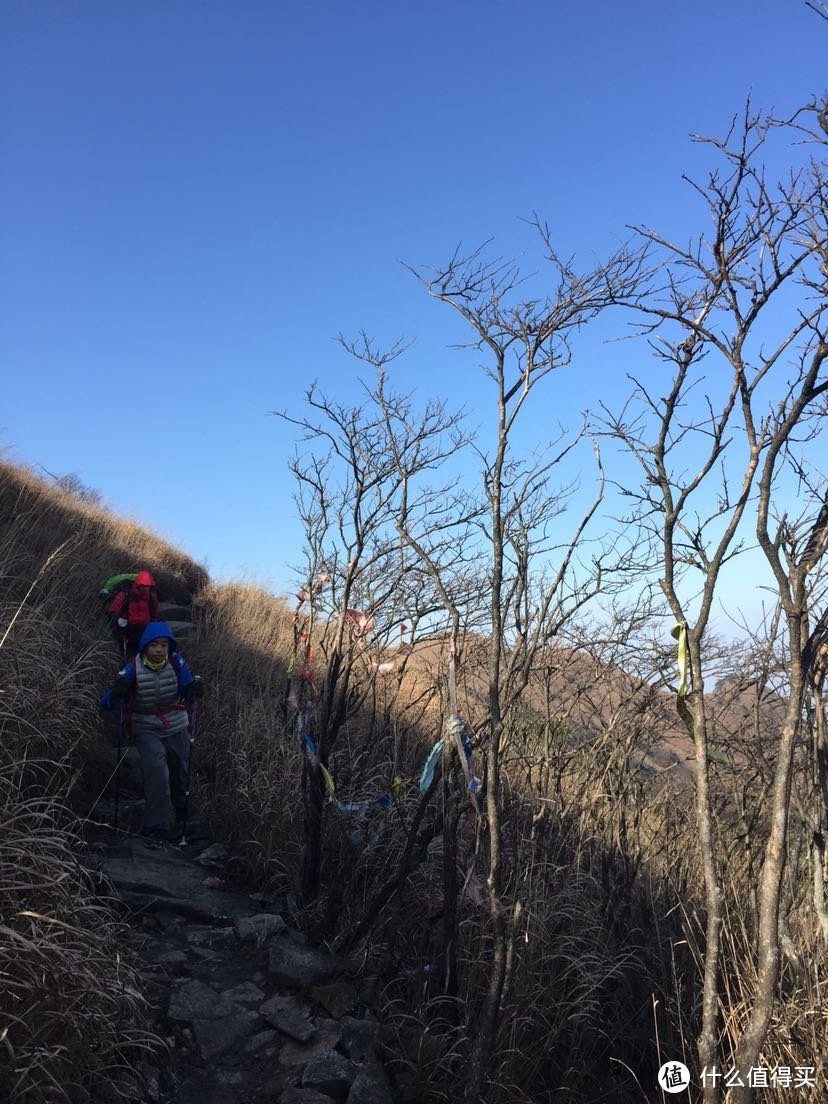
[158,603,194,621]
[165,619,194,639]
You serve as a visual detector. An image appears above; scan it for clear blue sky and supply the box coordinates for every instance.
[2,1,825,606]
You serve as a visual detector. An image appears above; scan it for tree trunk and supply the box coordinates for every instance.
[684,664,725,1104]
[300,761,325,905]
[732,670,806,1102]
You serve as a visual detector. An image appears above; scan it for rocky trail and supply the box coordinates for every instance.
[80,825,394,1104]
[82,598,394,1104]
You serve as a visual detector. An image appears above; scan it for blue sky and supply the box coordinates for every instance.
[2,1,825,612]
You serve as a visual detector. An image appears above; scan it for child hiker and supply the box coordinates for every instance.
[100,621,203,848]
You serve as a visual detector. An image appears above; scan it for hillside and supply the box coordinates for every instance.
[0,460,673,1101]
[3,459,819,1104]
[0,464,267,1098]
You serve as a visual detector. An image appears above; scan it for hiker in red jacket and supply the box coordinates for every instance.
[106,570,160,658]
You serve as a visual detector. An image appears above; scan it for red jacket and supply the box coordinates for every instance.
[107,571,159,627]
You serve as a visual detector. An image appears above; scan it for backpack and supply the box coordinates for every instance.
[101,573,158,623]
[99,573,137,604]
[119,651,189,738]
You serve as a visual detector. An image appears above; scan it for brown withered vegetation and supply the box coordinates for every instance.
[2,458,827,1103]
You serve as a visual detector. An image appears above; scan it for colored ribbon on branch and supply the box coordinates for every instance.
[670,621,689,698]
[345,608,376,636]
[670,620,695,741]
[301,730,336,802]
[419,739,444,792]
[296,570,331,609]
[418,719,481,808]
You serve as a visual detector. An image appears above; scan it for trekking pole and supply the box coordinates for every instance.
[180,680,200,845]
[114,702,123,831]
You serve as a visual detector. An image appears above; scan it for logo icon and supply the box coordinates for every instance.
[658,1061,691,1093]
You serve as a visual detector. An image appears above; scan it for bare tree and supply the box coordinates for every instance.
[273,341,471,904]
[804,600,828,938]
[404,236,645,1101]
[604,97,828,1101]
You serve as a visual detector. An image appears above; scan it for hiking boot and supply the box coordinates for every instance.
[144,830,166,850]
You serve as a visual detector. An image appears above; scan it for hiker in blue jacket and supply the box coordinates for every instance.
[101,621,203,848]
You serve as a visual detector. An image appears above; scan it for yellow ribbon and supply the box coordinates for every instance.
[320,764,336,803]
[670,621,695,740]
[671,621,689,698]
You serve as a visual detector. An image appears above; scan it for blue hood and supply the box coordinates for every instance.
[138,621,178,653]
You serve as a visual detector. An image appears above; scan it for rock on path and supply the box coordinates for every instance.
[82,833,393,1104]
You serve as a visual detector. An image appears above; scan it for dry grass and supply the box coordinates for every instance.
[354,757,691,1102]
[0,460,205,1102]
[185,580,304,889]
[3,458,827,1102]
[0,761,163,1103]
[0,460,207,608]
[177,595,698,1100]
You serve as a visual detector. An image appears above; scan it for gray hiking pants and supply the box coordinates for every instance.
[133,727,191,836]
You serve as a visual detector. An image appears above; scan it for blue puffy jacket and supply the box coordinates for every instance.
[100,621,195,710]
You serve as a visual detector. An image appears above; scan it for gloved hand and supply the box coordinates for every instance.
[117,617,128,629]
[184,677,204,703]
[446,714,465,740]
[98,587,112,601]
[110,674,130,697]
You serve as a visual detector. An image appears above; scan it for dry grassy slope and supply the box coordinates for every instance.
[2,458,762,804]
[380,623,779,792]
[0,459,209,608]
[0,461,218,1101]
[1,457,698,895]
[387,632,699,784]
[0,461,218,807]
[0,460,308,888]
